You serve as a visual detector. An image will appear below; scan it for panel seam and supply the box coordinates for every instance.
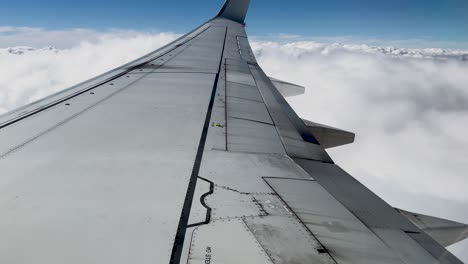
[0,74,147,161]
[169,26,228,264]
[0,26,212,130]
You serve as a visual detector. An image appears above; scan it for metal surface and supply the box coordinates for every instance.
[243,216,336,264]
[226,70,257,86]
[226,117,285,154]
[0,0,466,263]
[227,96,273,124]
[264,178,407,264]
[294,159,464,263]
[249,66,333,162]
[269,77,306,97]
[237,36,257,64]
[226,81,264,102]
[0,71,216,264]
[398,209,468,247]
[302,118,355,148]
[188,219,272,264]
[188,178,211,226]
[217,0,251,24]
[199,151,311,194]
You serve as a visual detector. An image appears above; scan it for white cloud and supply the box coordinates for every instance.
[253,34,468,50]
[0,28,180,113]
[0,26,178,49]
[0,27,467,260]
[250,40,468,202]
[251,40,468,260]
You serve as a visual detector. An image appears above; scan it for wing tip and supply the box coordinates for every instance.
[216,0,251,24]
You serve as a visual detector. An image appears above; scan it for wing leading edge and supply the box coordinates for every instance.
[0,1,466,264]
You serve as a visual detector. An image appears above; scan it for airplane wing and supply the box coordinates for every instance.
[0,0,466,263]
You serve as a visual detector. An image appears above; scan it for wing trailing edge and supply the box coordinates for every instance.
[217,0,250,24]
[397,208,468,247]
[302,119,355,149]
[269,77,306,97]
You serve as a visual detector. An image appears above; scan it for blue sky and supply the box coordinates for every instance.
[1,0,467,46]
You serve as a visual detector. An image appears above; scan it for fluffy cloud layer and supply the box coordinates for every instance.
[250,40,468,260]
[0,27,467,259]
[251,40,468,201]
[0,28,180,113]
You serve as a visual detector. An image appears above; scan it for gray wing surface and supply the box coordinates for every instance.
[0,1,466,264]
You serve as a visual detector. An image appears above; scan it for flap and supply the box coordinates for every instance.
[302,119,355,149]
[397,208,468,247]
[269,77,306,97]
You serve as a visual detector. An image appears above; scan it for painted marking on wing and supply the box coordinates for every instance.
[169,26,228,264]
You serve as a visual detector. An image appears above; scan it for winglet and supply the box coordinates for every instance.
[217,0,250,24]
